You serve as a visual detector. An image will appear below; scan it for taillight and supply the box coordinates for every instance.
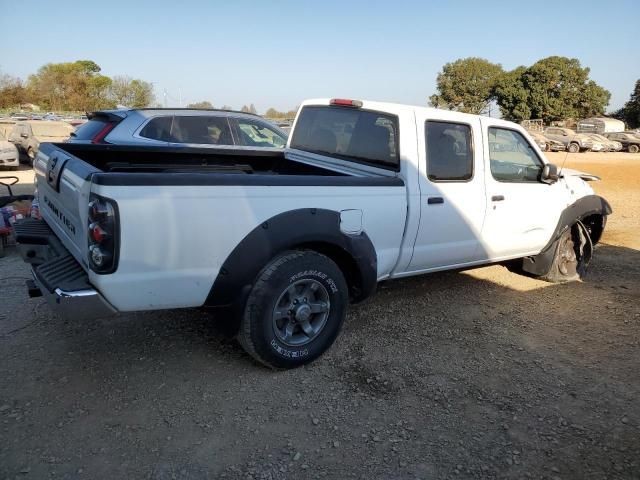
[91,122,115,144]
[87,194,118,273]
[330,98,363,108]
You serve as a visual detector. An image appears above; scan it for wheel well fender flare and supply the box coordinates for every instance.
[204,208,378,308]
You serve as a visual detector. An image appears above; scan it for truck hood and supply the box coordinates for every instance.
[560,167,600,182]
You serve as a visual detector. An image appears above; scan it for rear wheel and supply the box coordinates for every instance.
[629,144,639,154]
[568,142,580,153]
[238,251,348,369]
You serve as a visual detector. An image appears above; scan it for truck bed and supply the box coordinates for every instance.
[57,143,345,177]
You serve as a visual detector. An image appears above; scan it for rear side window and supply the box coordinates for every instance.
[170,116,233,145]
[290,106,399,170]
[73,117,116,141]
[140,116,234,145]
[139,116,173,142]
[425,121,473,181]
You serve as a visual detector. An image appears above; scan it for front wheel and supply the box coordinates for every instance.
[537,224,592,283]
[238,251,348,369]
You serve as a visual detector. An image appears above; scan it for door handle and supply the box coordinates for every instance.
[427,197,444,205]
[491,195,505,202]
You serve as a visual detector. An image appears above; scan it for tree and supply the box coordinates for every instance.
[495,56,610,123]
[429,57,504,114]
[186,100,214,109]
[26,60,114,111]
[240,105,250,112]
[613,79,640,129]
[493,66,531,121]
[109,76,155,108]
[220,105,233,111]
[249,103,257,114]
[0,73,26,108]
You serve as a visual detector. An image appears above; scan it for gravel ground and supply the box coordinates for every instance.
[1,155,639,479]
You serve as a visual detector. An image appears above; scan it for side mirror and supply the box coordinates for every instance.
[541,163,559,184]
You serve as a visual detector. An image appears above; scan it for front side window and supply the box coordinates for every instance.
[425,121,473,181]
[488,127,543,182]
[234,119,286,148]
[290,105,399,170]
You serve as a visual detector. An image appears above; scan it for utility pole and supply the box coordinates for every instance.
[178,88,182,108]
[163,89,167,108]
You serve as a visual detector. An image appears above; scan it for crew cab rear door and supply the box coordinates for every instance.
[479,119,563,260]
[406,113,487,271]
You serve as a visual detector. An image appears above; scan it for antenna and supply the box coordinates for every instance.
[558,128,578,176]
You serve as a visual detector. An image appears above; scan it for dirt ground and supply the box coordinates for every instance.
[1,153,639,479]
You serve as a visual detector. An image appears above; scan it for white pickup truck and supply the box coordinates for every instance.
[16,98,611,368]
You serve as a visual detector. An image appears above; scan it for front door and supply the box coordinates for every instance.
[406,116,487,271]
[479,120,563,260]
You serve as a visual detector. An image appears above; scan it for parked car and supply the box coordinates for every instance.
[16,98,611,369]
[544,127,593,153]
[603,132,640,153]
[588,134,622,152]
[530,132,566,152]
[576,117,625,134]
[528,132,547,151]
[0,131,19,170]
[7,120,75,164]
[70,108,288,150]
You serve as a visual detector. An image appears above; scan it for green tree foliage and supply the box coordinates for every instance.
[494,57,610,123]
[613,79,640,128]
[429,57,504,114]
[492,66,530,121]
[109,76,155,108]
[0,73,27,108]
[26,60,115,111]
[264,107,298,119]
[186,100,214,109]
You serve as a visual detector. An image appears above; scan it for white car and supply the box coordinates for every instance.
[0,131,19,169]
[16,98,611,368]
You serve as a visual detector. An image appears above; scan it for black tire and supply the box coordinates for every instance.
[238,250,348,369]
[568,142,580,153]
[629,144,639,154]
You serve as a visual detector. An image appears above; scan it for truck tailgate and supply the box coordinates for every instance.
[33,143,102,268]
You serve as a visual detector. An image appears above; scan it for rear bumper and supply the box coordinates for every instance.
[15,218,117,320]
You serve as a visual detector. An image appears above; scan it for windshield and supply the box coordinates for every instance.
[290,105,400,171]
[31,123,75,137]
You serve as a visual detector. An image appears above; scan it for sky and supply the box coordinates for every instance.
[1,0,638,113]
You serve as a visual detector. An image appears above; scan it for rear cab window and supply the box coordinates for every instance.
[290,105,399,171]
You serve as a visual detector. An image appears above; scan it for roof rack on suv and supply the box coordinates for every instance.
[133,108,261,117]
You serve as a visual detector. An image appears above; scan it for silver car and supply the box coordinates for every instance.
[69,108,288,151]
